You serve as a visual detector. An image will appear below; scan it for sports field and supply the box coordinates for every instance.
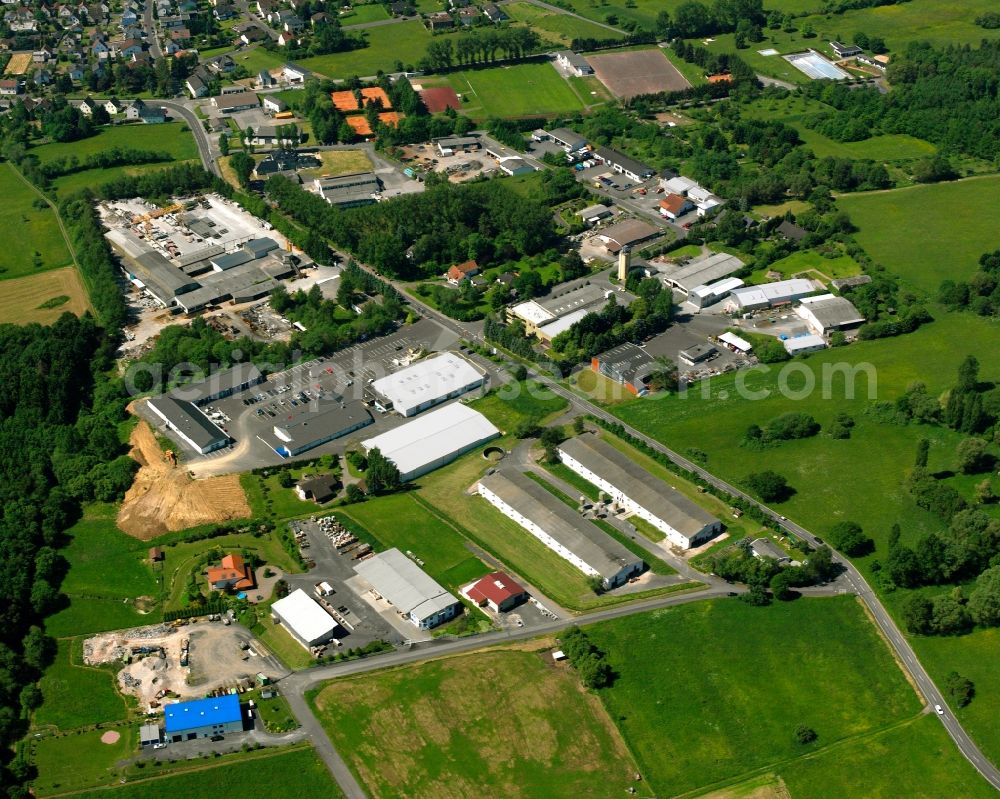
[504,2,624,46]
[299,21,432,77]
[838,176,1000,293]
[588,47,690,99]
[0,164,74,282]
[0,267,91,324]
[589,597,922,795]
[309,648,641,798]
[447,63,587,118]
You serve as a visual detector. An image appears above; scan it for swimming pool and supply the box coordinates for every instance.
[783,50,850,80]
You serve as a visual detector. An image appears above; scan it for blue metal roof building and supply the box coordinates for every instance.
[164,695,243,741]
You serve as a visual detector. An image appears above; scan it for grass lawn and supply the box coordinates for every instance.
[339,2,390,24]
[34,638,129,731]
[31,725,135,796]
[589,597,921,796]
[0,163,73,281]
[37,744,342,799]
[299,21,432,77]
[338,492,490,591]
[469,378,568,432]
[446,63,587,119]
[309,648,641,799]
[0,266,92,325]
[838,176,1000,293]
[505,1,624,46]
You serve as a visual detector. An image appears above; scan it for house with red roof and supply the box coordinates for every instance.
[467,571,528,613]
[207,554,255,591]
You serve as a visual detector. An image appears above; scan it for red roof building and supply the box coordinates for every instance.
[467,571,528,613]
[446,259,480,284]
[207,554,255,591]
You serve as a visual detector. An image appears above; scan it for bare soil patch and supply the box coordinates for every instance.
[116,418,251,539]
[588,48,691,99]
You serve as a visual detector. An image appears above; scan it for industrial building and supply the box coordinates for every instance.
[147,396,229,454]
[361,402,499,481]
[163,695,243,742]
[662,252,745,295]
[795,294,865,335]
[370,353,485,417]
[354,548,461,629]
[271,399,373,457]
[725,279,818,313]
[478,471,645,589]
[466,571,528,613]
[270,588,338,648]
[557,435,722,549]
[311,172,380,208]
[591,342,655,395]
[687,276,744,309]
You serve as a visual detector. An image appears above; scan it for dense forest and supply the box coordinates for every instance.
[265,173,556,279]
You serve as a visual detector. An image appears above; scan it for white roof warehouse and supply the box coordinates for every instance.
[362,403,500,481]
[354,548,461,629]
[371,352,485,417]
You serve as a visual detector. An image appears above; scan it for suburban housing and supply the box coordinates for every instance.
[478,470,645,589]
[557,435,722,549]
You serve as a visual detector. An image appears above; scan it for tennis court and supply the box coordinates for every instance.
[783,50,849,80]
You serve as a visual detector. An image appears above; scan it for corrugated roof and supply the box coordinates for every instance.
[478,470,644,581]
[558,436,719,542]
[361,403,499,479]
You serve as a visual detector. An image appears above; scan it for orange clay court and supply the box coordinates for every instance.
[331,87,392,112]
[345,112,403,136]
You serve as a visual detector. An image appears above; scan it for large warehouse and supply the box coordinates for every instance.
[371,353,485,417]
[354,549,461,629]
[163,695,243,742]
[147,395,229,454]
[270,399,373,457]
[361,403,500,481]
[478,471,645,589]
[270,588,338,648]
[557,435,721,550]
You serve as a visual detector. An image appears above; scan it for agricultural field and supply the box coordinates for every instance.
[838,176,1000,293]
[505,2,625,46]
[299,21,432,77]
[0,267,92,325]
[446,63,587,119]
[34,638,129,731]
[590,597,925,796]
[0,164,74,282]
[30,123,198,196]
[309,648,641,799]
[338,492,490,591]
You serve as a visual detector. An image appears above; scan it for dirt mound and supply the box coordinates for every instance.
[116,419,251,539]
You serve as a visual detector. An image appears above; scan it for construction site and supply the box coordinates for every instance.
[100,193,313,316]
[84,619,286,712]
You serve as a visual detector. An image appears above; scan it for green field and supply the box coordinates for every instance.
[309,648,641,798]
[838,176,1000,293]
[34,638,129,731]
[447,63,587,119]
[299,21,432,77]
[339,492,490,591]
[34,744,342,799]
[505,2,625,46]
[590,597,922,795]
[0,163,73,280]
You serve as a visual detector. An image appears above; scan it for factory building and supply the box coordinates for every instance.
[270,588,338,648]
[370,353,485,417]
[163,695,243,742]
[557,435,721,550]
[478,471,645,589]
[354,548,461,629]
[361,403,499,481]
